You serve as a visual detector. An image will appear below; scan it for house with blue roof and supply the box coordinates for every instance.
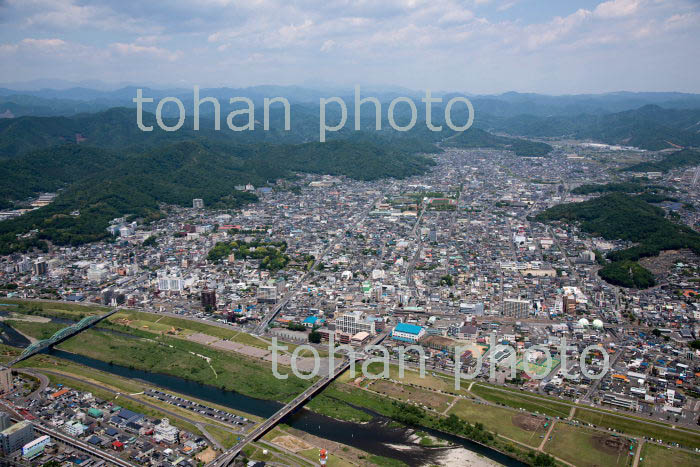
[391,322,425,343]
[302,316,325,328]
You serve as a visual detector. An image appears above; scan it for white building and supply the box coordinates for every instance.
[154,418,179,444]
[335,311,376,335]
[503,298,530,318]
[64,421,85,437]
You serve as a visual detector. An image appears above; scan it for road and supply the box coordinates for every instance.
[209,358,353,466]
[581,345,624,402]
[0,400,136,467]
[209,333,386,466]
[17,368,49,401]
[254,188,390,335]
[33,368,246,436]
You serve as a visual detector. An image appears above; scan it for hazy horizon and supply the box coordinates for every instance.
[1,0,699,95]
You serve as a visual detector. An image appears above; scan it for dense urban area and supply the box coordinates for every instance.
[0,136,699,467]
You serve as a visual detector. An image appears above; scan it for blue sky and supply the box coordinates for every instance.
[0,0,698,93]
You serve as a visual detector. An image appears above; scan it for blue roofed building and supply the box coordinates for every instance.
[302,316,325,328]
[391,323,425,343]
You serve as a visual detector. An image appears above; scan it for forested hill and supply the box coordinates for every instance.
[488,105,700,151]
[443,128,553,156]
[533,193,700,288]
[0,138,436,253]
[621,148,700,173]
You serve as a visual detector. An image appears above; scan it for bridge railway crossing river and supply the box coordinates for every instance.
[209,333,387,466]
[4,308,119,368]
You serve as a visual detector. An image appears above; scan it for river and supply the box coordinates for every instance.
[1,315,524,466]
[48,349,524,466]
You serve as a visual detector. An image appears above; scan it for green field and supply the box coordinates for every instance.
[113,310,240,340]
[49,327,313,402]
[639,442,700,467]
[544,423,634,467]
[470,384,571,418]
[449,398,548,447]
[4,319,64,340]
[575,408,700,450]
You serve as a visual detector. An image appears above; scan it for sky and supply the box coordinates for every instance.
[0,0,698,94]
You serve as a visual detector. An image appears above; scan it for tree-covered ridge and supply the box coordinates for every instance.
[0,137,436,254]
[534,193,700,288]
[444,128,553,156]
[0,145,125,206]
[488,105,700,150]
[570,181,670,195]
[208,239,289,271]
[622,149,700,173]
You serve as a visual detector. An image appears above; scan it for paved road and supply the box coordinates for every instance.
[17,368,49,401]
[632,439,644,467]
[209,358,353,466]
[253,188,389,335]
[0,400,136,467]
[33,368,246,436]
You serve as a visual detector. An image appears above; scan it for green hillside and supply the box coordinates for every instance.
[443,128,553,156]
[534,193,700,288]
[622,149,700,173]
[0,138,435,253]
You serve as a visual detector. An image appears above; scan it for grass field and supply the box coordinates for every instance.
[365,361,467,395]
[4,319,64,340]
[298,448,357,467]
[575,408,700,450]
[48,327,314,402]
[639,442,700,467]
[449,398,548,447]
[470,384,571,418]
[369,379,454,411]
[206,425,240,449]
[544,423,634,467]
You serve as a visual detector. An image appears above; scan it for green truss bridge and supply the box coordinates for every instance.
[4,309,118,368]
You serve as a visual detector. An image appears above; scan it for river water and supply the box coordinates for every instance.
[1,315,525,466]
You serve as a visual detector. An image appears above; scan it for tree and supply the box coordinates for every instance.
[309,330,322,344]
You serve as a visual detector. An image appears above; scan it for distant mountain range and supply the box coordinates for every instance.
[1,86,699,254]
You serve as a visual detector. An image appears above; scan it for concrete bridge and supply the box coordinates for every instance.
[209,332,387,466]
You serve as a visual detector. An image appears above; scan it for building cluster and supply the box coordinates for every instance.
[1,145,699,431]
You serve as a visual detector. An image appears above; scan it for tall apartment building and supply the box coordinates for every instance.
[334,311,376,335]
[502,298,531,318]
[0,368,11,394]
[201,289,216,309]
[157,270,184,293]
[0,421,34,455]
[257,285,277,304]
[192,198,204,209]
[32,259,47,276]
[562,295,577,314]
[0,412,11,432]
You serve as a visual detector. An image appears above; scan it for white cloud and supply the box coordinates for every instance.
[594,0,640,19]
[21,38,67,49]
[0,0,698,92]
[110,42,180,61]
